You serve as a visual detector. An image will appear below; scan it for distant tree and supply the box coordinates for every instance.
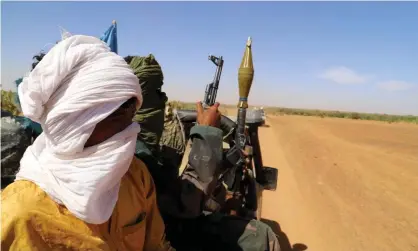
[1,90,20,115]
[350,112,361,120]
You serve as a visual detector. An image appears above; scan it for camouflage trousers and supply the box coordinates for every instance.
[164,213,280,251]
[159,112,186,169]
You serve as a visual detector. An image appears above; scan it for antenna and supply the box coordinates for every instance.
[58,26,72,41]
[42,42,55,52]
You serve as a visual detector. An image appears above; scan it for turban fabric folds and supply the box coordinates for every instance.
[16,35,142,224]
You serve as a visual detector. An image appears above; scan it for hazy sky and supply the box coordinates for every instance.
[2,2,418,115]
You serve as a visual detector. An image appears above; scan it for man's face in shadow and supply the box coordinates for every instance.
[84,97,137,148]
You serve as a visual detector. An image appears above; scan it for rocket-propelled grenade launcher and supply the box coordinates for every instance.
[225,35,277,185]
[175,36,277,218]
[236,37,254,149]
[224,37,255,189]
[222,37,260,214]
[174,36,277,219]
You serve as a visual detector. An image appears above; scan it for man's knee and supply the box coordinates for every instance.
[238,219,281,251]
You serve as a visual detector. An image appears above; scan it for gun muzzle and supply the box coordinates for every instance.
[238,37,254,108]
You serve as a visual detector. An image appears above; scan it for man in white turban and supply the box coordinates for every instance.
[1,35,176,250]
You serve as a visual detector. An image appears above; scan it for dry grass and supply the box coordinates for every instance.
[169,101,418,124]
[2,90,416,125]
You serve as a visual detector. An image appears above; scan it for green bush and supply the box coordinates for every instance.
[1,90,21,115]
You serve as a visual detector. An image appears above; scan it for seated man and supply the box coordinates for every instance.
[1,35,175,250]
[152,102,281,251]
[124,55,181,194]
[123,53,280,251]
[124,55,168,158]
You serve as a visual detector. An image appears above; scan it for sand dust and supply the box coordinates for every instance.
[258,115,418,251]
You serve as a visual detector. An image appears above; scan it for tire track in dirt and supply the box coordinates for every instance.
[259,115,418,251]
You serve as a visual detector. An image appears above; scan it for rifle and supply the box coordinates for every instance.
[175,38,277,219]
[203,55,224,108]
[222,37,278,218]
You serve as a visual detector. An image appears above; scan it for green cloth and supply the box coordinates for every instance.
[129,55,164,101]
[129,55,168,156]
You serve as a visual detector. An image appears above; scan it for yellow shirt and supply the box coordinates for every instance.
[1,157,173,251]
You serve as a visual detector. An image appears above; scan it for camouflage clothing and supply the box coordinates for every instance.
[136,123,281,250]
[134,103,186,193]
[155,125,280,251]
[236,218,280,251]
[128,54,279,251]
[159,103,186,170]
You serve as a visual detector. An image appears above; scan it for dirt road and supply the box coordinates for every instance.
[259,115,418,251]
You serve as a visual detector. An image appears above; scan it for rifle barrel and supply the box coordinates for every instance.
[203,55,224,107]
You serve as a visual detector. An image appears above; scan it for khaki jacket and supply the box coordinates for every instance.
[1,157,173,251]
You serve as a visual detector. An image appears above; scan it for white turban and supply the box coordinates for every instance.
[15,35,142,224]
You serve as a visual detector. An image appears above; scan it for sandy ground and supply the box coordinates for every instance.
[258,115,418,251]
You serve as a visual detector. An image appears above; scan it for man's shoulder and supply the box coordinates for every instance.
[118,157,156,213]
[125,157,155,190]
[1,181,54,231]
[2,180,49,211]
[1,182,108,249]
[129,157,151,177]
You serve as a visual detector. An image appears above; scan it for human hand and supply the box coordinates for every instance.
[196,102,221,128]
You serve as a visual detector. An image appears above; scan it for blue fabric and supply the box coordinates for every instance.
[14,116,42,138]
[27,118,42,136]
[14,78,23,107]
[100,23,118,54]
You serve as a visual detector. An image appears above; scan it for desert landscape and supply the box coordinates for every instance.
[3,92,418,250]
[167,103,418,250]
[2,2,418,250]
[258,115,418,251]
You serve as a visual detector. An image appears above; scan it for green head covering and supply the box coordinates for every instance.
[128,55,168,156]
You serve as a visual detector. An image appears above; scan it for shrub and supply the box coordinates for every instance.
[1,90,21,116]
